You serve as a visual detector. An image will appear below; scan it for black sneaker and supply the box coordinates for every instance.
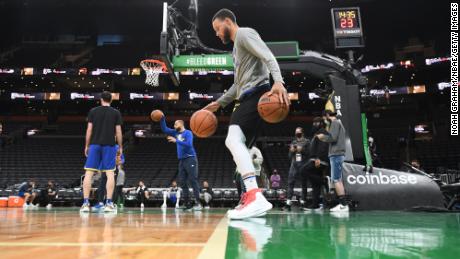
[176,205,187,210]
[282,205,291,212]
[303,205,323,213]
[185,202,193,210]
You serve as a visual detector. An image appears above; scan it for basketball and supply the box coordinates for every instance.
[150,109,164,122]
[190,110,218,138]
[257,92,290,123]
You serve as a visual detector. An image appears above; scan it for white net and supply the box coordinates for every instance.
[140,60,166,87]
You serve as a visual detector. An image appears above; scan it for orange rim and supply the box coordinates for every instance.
[140,59,168,72]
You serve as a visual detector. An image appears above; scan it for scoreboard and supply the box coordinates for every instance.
[331,7,365,48]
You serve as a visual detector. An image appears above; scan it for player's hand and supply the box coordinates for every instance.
[117,147,123,156]
[314,159,321,168]
[316,134,325,140]
[296,145,302,152]
[84,146,89,157]
[167,136,176,143]
[203,102,220,113]
[268,82,290,105]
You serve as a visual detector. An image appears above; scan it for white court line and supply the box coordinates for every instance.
[198,216,229,259]
[0,242,205,247]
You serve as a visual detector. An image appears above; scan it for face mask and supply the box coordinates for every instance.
[295,133,302,138]
[311,126,320,135]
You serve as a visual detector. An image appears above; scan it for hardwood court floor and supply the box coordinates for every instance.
[1,208,460,259]
[0,208,228,259]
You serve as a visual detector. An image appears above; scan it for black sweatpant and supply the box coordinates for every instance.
[305,163,327,208]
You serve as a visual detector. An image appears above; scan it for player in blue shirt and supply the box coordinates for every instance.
[159,116,202,210]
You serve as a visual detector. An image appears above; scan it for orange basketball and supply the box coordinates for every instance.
[190,110,218,138]
[150,109,164,122]
[257,92,289,123]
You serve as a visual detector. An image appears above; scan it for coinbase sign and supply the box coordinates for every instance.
[347,172,417,185]
[342,163,444,210]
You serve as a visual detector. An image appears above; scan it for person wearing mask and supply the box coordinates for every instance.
[200,181,214,209]
[270,170,281,190]
[317,110,349,212]
[285,127,310,210]
[303,117,329,212]
[44,180,57,209]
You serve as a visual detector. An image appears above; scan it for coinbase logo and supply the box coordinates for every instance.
[347,172,417,185]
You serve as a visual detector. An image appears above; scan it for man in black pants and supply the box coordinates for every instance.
[303,117,329,212]
[112,154,125,207]
[284,127,310,210]
[204,8,289,219]
[159,116,202,211]
[43,180,57,209]
[136,180,149,210]
[200,181,214,209]
[92,173,107,212]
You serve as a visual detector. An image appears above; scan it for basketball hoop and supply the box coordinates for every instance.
[140,59,167,87]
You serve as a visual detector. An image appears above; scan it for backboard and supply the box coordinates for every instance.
[157,2,180,86]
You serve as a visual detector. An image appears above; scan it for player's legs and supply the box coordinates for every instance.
[225,85,273,219]
[330,155,345,196]
[175,190,181,208]
[96,173,107,203]
[81,171,95,212]
[83,171,95,200]
[22,192,31,209]
[83,144,102,210]
[137,191,146,205]
[24,192,31,203]
[204,192,212,208]
[162,191,169,208]
[286,163,297,203]
[225,125,258,189]
[185,157,201,205]
[112,185,121,205]
[178,160,190,206]
[300,166,309,204]
[330,155,348,212]
[234,171,245,197]
[30,192,37,205]
[311,170,324,209]
[99,145,117,212]
[105,171,115,200]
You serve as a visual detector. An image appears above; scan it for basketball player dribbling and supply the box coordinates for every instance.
[204,9,290,219]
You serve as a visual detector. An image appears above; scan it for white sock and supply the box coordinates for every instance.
[176,191,181,206]
[242,175,258,191]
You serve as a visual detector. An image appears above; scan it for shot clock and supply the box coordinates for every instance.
[331,7,365,48]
